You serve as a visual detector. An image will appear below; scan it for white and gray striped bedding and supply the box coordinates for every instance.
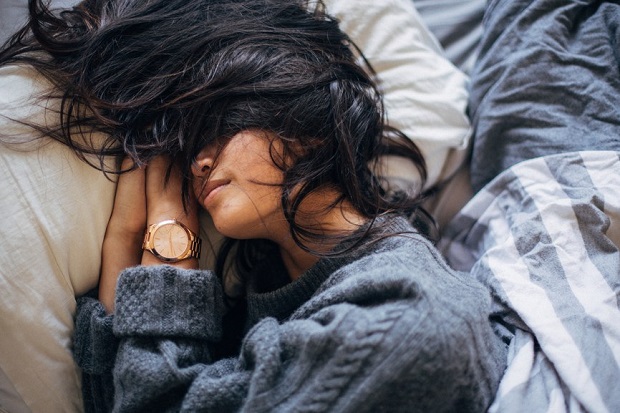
[440,151,620,413]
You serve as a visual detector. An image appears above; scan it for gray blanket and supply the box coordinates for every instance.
[441,150,620,413]
[469,0,620,192]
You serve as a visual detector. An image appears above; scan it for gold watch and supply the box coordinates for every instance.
[142,219,202,262]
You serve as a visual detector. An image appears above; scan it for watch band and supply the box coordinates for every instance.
[185,236,202,260]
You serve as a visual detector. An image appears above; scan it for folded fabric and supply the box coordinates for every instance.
[441,151,620,413]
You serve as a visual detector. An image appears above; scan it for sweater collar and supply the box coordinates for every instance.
[245,214,415,324]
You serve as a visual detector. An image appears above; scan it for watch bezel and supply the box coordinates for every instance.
[153,220,191,261]
[143,219,199,263]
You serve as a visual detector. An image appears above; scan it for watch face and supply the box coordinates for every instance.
[152,222,190,259]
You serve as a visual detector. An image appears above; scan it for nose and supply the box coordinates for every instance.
[191,148,214,178]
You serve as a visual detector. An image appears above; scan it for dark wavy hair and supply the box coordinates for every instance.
[0,0,429,286]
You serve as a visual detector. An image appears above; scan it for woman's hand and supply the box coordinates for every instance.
[99,155,200,314]
[100,157,147,314]
[141,156,200,268]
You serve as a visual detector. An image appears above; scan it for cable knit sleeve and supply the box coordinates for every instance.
[111,272,500,411]
[113,265,224,340]
[224,287,502,413]
[74,293,118,413]
[73,265,227,412]
[75,238,504,413]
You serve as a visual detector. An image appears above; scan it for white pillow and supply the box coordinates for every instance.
[0,65,116,413]
[323,0,471,188]
[0,1,472,412]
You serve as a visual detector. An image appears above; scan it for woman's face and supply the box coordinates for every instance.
[191,130,288,240]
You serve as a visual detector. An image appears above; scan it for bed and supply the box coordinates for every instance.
[438,1,620,411]
[1,0,619,412]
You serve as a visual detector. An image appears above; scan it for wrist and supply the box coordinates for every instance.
[147,200,199,233]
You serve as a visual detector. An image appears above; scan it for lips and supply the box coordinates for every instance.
[199,178,230,206]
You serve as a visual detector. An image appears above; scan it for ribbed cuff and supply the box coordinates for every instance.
[113,265,223,341]
[74,295,118,374]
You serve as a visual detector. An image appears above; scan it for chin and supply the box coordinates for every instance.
[209,201,279,240]
[211,215,260,240]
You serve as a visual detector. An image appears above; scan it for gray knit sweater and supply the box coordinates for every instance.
[74,216,506,412]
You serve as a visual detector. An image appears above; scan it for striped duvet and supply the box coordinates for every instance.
[440,151,620,413]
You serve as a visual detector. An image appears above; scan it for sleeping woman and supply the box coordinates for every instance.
[0,0,506,411]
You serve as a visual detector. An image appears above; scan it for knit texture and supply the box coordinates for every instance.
[74,215,506,412]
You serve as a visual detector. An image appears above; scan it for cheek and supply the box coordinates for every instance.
[209,184,282,239]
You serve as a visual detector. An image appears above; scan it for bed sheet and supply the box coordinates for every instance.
[0,0,76,45]
[468,0,620,193]
[413,0,485,74]
[434,1,620,411]
[441,151,620,413]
